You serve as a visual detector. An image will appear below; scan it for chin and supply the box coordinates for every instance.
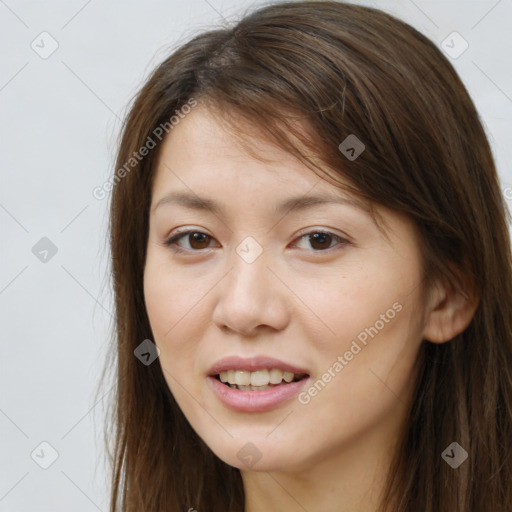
[200,432,310,473]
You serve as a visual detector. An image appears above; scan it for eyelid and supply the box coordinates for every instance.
[294,226,350,242]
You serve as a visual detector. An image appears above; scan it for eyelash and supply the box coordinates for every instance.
[163,229,350,255]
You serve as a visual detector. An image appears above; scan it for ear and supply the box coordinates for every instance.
[422,274,479,344]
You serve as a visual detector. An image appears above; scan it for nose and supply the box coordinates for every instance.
[211,249,291,337]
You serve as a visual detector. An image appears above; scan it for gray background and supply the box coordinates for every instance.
[1,0,511,509]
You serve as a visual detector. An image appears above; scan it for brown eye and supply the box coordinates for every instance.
[295,231,348,252]
[186,232,211,250]
[164,231,215,252]
[308,232,334,250]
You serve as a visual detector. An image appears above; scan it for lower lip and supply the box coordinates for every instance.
[207,376,309,412]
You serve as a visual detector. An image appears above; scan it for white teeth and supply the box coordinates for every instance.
[218,368,303,387]
[283,371,294,383]
[269,368,283,384]
[234,370,251,386]
[250,369,269,386]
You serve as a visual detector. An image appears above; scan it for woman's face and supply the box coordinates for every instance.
[144,105,429,473]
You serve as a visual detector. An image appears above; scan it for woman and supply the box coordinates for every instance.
[101,1,512,510]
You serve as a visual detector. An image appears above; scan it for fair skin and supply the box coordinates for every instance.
[143,104,475,512]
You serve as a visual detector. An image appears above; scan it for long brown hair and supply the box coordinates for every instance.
[100,1,512,510]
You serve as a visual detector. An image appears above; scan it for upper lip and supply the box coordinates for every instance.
[207,355,310,376]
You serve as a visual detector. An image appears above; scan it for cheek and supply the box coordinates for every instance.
[143,263,212,423]
[143,260,211,380]
[144,256,213,336]
[298,257,424,396]
[291,302,422,456]
[291,257,417,348]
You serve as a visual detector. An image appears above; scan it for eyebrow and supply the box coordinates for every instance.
[151,190,369,217]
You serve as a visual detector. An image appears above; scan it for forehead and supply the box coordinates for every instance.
[151,105,358,203]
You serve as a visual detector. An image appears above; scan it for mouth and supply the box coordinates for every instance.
[206,356,311,412]
[207,372,310,413]
[214,369,309,391]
